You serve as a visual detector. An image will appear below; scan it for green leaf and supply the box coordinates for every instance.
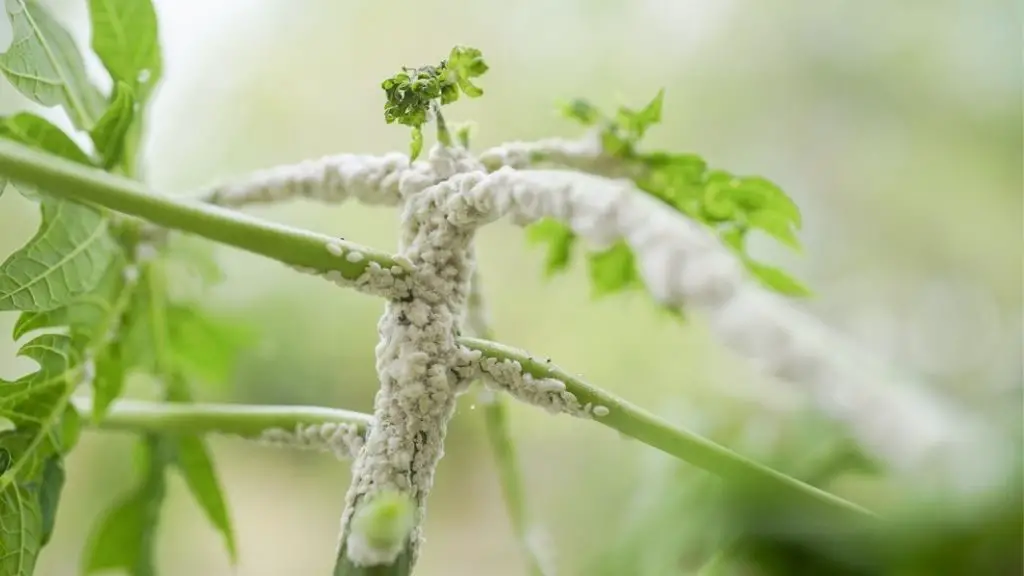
[382,46,487,157]
[88,0,162,100]
[57,403,80,454]
[0,335,81,575]
[90,82,136,169]
[0,436,47,576]
[36,455,63,547]
[745,260,812,298]
[166,306,254,386]
[0,199,118,311]
[719,226,746,252]
[747,210,802,251]
[446,45,488,98]
[91,342,123,421]
[83,436,171,576]
[12,257,134,424]
[174,436,236,562]
[559,98,603,126]
[600,127,631,157]
[539,92,814,308]
[452,122,473,149]
[586,241,641,297]
[11,256,128,342]
[525,218,576,276]
[616,88,664,139]
[0,111,96,200]
[119,264,239,563]
[0,0,105,130]
[0,334,80,430]
[721,176,802,229]
[0,113,92,165]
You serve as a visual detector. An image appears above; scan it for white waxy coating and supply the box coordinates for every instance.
[403,163,1005,493]
[326,242,345,256]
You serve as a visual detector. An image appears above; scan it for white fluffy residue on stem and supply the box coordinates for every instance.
[336,147,485,567]
[405,166,1007,495]
[257,422,366,460]
[200,153,410,207]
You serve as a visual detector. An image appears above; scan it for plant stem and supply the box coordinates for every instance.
[467,270,550,576]
[73,397,372,439]
[458,337,876,522]
[432,101,453,148]
[0,140,400,281]
[0,139,872,522]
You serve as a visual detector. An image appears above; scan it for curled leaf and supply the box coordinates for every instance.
[90,82,137,169]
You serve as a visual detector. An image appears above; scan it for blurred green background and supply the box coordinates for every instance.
[0,0,1020,574]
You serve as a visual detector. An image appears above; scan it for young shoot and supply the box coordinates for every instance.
[382,46,489,160]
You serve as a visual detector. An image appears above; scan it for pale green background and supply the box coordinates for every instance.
[0,0,1019,574]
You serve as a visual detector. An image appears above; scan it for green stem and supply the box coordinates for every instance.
[468,272,549,576]
[73,397,372,440]
[0,139,400,282]
[458,337,876,522]
[0,139,871,522]
[432,101,453,148]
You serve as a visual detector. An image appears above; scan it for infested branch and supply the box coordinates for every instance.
[74,397,373,459]
[409,166,1005,492]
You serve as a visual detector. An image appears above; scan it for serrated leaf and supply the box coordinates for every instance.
[83,436,171,576]
[90,82,136,169]
[174,435,236,562]
[745,260,812,298]
[0,335,81,576]
[0,199,118,311]
[587,241,642,297]
[0,0,105,130]
[12,255,128,341]
[526,218,576,276]
[88,0,162,101]
[0,334,80,428]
